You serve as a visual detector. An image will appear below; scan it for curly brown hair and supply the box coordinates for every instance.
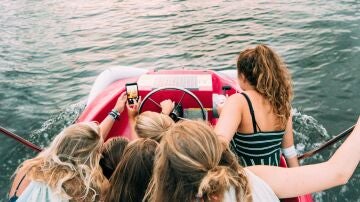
[237,44,293,128]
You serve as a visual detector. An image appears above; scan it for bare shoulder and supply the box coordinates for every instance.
[227,93,247,105]
[241,90,264,102]
[222,93,247,112]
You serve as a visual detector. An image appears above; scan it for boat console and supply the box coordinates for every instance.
[76,67,313,202]
[78,68,239,140]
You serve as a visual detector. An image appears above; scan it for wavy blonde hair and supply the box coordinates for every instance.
[237,44,293,128]
[135,111,174,142]
[14,122,108,201]
[144,120,252,202]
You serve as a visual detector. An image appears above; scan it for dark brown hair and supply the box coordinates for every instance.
[237,44,293,127]
[100,137,129,179]
[105,138,158,202]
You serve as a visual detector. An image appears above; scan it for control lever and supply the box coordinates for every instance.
[222,85,231,95]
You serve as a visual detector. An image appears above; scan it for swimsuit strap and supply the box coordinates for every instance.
[14,174,27,196]
[240,92,261,133]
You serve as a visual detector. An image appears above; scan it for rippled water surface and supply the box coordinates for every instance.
[0,0,359,201]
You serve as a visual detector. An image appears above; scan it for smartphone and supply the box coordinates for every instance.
[125,82,139,105]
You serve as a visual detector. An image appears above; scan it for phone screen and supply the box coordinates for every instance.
[126,83,138,105]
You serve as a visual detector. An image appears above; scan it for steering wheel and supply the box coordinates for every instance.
[138,86,207,121]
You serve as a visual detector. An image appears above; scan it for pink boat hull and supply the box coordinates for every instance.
[78,69,313,202]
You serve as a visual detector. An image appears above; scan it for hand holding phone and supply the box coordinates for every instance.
[125,83,139,105]
[114,92,127,113]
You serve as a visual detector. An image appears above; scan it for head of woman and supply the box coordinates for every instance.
[106,138,158,202]
[135,111,174,142]
[17,122,107,200]
[145,120,251,202]
[100,137,129,179]
[237,44,293,127]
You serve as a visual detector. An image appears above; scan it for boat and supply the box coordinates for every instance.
[77,67,313,202]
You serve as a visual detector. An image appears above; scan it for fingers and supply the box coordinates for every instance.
[119,92,127,101]
[159,99,175,115]
[133,100,139,110]
[133,96,140,106]
[114,92,128,113]
[160,99,172,103]
[127,97,140,111]
[120,91,126,97]
[126,101,131,110]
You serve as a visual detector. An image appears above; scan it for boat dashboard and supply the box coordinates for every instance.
[78,69,240,140]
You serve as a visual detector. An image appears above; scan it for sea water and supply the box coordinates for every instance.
[0,0,359,201]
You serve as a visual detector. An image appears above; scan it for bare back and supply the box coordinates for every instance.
[237,90,284,134]
[215,91,294,166]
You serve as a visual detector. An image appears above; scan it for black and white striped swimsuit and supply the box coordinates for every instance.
[230,93,285,167]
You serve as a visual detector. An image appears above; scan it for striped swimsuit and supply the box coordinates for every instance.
[230,93,285,166]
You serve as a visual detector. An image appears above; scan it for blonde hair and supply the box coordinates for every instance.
[14,122,108,201]
[237,44,293,128]
[135,111,174,142]
[145,120,252,202]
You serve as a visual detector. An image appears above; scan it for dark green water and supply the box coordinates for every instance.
[0,0,359,201]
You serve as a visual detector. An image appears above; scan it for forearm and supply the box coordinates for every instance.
[99,91,127,139]
[129,118,138,140]
[249,119,360,198]
[249,162,345,198]
[282,146,299,167]
[286,156,299,167]
[327,122,360,183]
[99,115,116,139]
[282,117,299,167]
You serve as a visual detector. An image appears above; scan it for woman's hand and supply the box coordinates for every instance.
[215,94,228,116]
[99,92,127,139]
[160,99,175,115]
[114,92,127,113]
[126,96,141,121]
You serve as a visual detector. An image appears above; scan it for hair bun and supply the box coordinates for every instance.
[196,166,238,199]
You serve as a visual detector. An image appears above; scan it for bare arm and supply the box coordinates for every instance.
[282,115,299,167]
[126,97,141,140]
[248,116,360,198]
[99,92,127,139]
[214,94,244,144]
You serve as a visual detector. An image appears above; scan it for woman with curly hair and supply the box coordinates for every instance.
[215,44,299,167]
